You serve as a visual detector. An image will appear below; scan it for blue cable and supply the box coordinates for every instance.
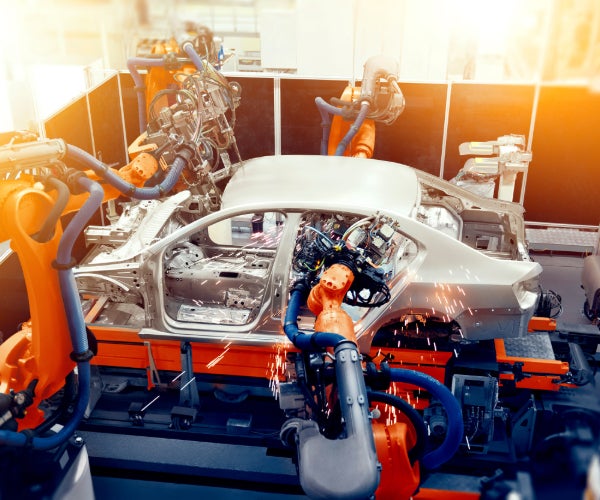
[127,56,169,133]
[65,144,190,200]
[389,368,463,469]
[283,289,345,350]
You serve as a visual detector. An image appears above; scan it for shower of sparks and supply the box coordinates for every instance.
[268,342,288,398]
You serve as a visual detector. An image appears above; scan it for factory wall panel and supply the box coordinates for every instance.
[43,95,93,153]
[280,78,346,155]
[88,74,127,167]
[444,83,535,184]
[375,82,448,176]
[231,76,275,160]
[525,86,600,226]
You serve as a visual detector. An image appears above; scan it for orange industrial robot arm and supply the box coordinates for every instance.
[0,138,102,438]
[305,262,421,498]
[316,55,405,158]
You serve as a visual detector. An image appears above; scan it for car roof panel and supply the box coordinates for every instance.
[222,155,420,216]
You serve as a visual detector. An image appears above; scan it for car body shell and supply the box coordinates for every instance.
[76,155,541,353]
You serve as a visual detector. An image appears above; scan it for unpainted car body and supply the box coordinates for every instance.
[76,154,541,352]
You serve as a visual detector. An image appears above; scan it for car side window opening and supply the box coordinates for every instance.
[162,212,286,325]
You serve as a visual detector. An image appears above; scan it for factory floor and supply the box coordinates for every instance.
[90,251,597,499]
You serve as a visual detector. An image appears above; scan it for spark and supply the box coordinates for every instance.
[180,377,196,391]
[171,371,185,383]
[454,348,459,357]
[465,436,471,450]
[141,395,160,413]
[433,341,437,351]
[207,346,231,369]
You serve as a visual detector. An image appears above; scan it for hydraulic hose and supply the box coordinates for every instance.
[367,390,427,464]
[56,176,103,351]
[127,56,168,133]
[315,97,341,156]
[284,288,345,350]
[314,96,345,118]
[314,97,332,156]
[334,101,370,156]
[389,368,463,470]
[65,144,192,200]
[182,42,205,73]
[36,177,70,243]
[0,176,102,449]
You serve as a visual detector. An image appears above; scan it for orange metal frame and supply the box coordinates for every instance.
[494,338,570,391]
[88,325,290,388]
